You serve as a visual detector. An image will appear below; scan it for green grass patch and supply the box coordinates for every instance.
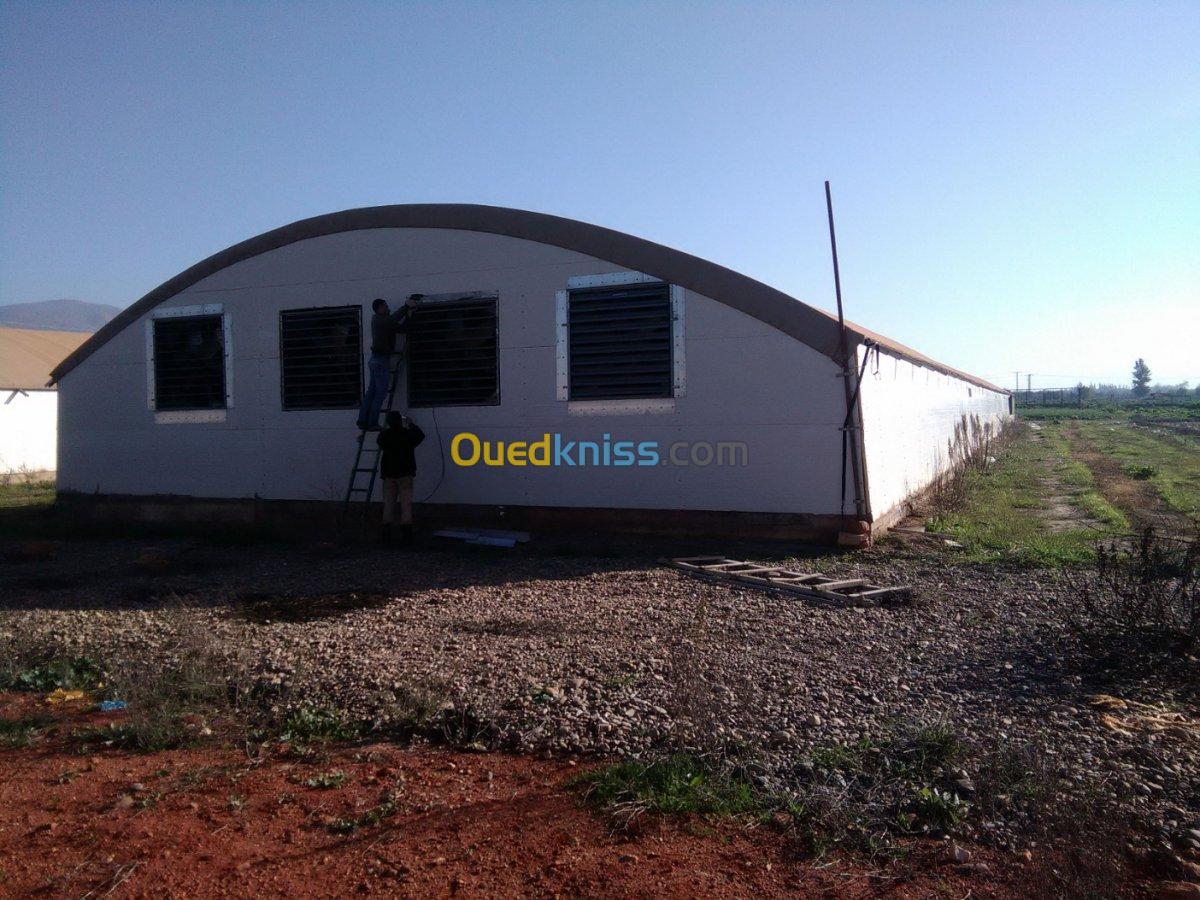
[1070,421,1200,521]
[279,706,363,744]
[0,715,53,748]
[927,422,1124,566]
[574,755,761,819]
[1019,399,1200,422]
[0,479,55,510]
[0,655,105,693]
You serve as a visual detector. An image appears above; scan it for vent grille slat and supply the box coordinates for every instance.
[407,296,499,407]
[152,315,227,411]
[279,306,362,410]
[568,283,673,401]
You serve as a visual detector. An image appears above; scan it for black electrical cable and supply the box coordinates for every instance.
[417,405,446,503]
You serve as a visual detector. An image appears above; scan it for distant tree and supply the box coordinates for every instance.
[1075,382,1094,402]
[1132,359,1152,397]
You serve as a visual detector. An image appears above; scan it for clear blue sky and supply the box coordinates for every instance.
[2,1,1196,388]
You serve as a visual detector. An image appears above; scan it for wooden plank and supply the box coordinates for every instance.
[815,578,866,591]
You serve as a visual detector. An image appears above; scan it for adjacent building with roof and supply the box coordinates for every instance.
[0,327,92,475]
[48,204,1011,540]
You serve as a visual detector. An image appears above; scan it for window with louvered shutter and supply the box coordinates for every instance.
[279,306,362,410]
[567,282,672,400]
[152,315,227,410]
[406,295,499,407]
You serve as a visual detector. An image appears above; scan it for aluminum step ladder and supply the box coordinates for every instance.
[340,353,404,524]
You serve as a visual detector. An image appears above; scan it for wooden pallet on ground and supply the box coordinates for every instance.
[666,556,912,607]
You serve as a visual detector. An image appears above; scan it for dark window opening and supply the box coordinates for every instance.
[407,295,499,407]
[152,315,226,410]
[279,306,363,410]
[568,282,672,400]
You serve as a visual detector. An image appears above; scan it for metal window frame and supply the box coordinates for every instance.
[406,290,501,408]
[556,272,685,406]
[278,304,364,411]
[145,303,232,423]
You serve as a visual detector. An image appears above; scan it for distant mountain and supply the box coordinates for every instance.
[0,299,121,333]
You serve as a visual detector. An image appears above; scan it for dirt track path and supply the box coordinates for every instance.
[1062,423,1194,536]
[1026,424,1104,533]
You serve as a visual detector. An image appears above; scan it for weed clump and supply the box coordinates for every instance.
[0,631,104,694]
[1068,526,1200,659]
[0,715,52,748]
[279,706,363,744]
[1123,463,1158,480]
[574,755,760,825]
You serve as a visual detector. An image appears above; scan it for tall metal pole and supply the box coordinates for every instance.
[826,181,863,521]
[826,182,847,333]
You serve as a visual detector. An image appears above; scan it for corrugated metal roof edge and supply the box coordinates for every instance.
[48,203,1008,395]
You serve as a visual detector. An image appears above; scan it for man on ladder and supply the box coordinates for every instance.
[344,293,424,539]
[356,295,419,431]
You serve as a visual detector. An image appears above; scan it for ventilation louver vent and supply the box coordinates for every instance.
[407,295,499,407]
[152,315,226,410]
[568,282,672,400]
[279,306,363,410]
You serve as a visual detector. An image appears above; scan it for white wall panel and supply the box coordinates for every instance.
[857,347,1011,521]
[58,228,848,514]
[0,391,57,473]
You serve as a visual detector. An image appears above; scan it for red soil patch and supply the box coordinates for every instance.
[0,693,1064,897]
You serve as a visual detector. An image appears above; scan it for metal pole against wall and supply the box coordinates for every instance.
[825,181,864,520]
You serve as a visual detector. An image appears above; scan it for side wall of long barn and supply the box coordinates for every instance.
[1,390,58,474]
[857,346,1012,524]
[57,227,849,517]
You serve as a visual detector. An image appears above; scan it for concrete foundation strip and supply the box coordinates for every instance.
[666,556,912,607]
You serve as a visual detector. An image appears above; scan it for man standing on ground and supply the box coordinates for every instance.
[377,410,425,546]
[356,294,421,431]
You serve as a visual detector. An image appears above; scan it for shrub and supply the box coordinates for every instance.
[1122,463,1157,480]
[1069,526,1199,657]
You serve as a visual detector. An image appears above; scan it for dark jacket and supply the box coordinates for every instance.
[377,420,425,478]
[370,307,412,356]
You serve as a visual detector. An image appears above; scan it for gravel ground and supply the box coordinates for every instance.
[2,535,1197,857]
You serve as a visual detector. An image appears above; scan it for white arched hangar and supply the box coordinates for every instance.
[50,205,1011,541]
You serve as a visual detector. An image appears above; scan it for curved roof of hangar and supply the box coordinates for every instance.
[49,203,1005,392]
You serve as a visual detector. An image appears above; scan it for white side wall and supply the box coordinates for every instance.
[857,347,1011,521]
[57,228,848,515]
[0,390,58,474]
